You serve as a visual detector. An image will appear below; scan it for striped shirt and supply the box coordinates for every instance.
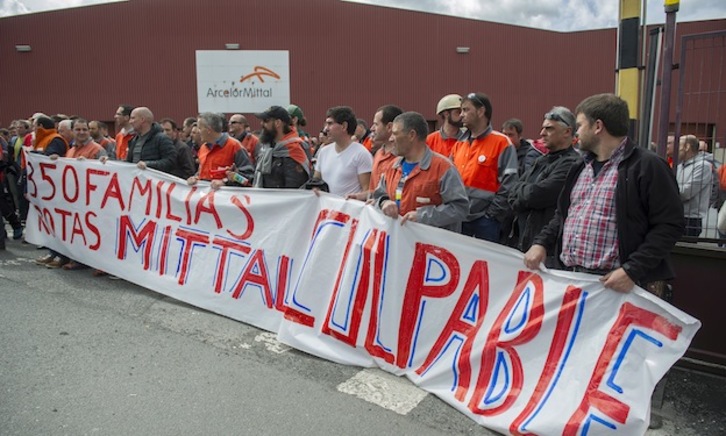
[561,141,627,271]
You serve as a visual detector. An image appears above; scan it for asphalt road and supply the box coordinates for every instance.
[1,237,724,435]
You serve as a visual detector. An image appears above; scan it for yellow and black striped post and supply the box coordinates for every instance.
[617,0,641,139]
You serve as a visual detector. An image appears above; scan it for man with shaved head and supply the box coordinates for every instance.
[124,107,176,173]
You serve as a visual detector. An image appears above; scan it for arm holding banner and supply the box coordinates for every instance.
[416,165,468,228]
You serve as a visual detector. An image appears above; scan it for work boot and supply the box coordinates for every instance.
[35,254,54,265]
[46,257,69,269]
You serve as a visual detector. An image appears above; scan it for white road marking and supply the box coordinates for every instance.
[337,368,428,415]
[254,332,290,354]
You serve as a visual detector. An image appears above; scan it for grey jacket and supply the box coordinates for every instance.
[677,153,713,218]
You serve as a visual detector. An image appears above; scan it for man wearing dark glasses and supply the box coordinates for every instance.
[450,92,518,242]
[508,107,580,264]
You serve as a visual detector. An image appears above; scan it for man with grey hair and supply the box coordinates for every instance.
[372,111,468,231]
[124,107,177,174]
[677,134,713,237]
[187,112,254,190]
[508,107,580,263]
[57,119,74,146]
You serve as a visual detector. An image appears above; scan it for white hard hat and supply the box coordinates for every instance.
[436,94,463,115]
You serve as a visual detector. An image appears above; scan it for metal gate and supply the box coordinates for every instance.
[673,30,726,243]
[670,29,726,371]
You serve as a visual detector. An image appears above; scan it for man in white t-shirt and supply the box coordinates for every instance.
[314,106,373,197]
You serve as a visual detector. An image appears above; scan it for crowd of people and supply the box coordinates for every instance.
[1,94,722,281]
[3,92,724,428]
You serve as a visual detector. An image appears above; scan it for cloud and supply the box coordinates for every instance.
[0,0,125,17]
[0,0,30,16]
[3,0,725,30]
[347,0,726,32]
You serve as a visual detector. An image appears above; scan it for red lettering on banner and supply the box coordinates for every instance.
[228,195,254,240]
[101,173,125,210]
[85,211,101,250]
[183,186,197,226]
[164,183,183,222]
[175,227,210,285]
[62,165,80,204]
[86,168,110,206]
[158,225,172,275]
[195,191,222,228]
[563,302,682,435]
[70,212,87,245]
[55,208,72,241]
[397,243,461,369]
[34,205,53,235]
[322,228,375,347]
[469,271,544,416]
[231,249,273,307]
[416,260,490,402]
[364,231,395,364]
[154,181,165,219]
[274,256,291,311]
[211,237,252,294]
[130,177,153,215]
[26,161,37,198]
[510,285,583,435]
[117,215,157,271]
[40,162,57,201]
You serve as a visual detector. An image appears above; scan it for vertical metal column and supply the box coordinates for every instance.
[617,0,642,141]
[656,0,680,170]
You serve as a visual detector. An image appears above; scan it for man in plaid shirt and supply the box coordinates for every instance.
[524,93,684,294]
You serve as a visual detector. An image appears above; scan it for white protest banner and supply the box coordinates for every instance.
[25,154,701,435]
[196,50,290,113]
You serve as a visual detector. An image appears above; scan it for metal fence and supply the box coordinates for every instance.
[673,30,726,244]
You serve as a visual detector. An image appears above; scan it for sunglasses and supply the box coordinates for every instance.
[467,93,486,108]
[545,112,572,129]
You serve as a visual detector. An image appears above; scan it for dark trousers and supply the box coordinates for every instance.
[462,215,501,243]
[683,217,702,237]
[0,181,22,235]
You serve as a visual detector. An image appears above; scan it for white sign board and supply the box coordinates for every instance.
[196,50,290,113]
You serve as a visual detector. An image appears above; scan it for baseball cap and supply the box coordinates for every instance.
[287,104,304,120]
[255,105,291,124]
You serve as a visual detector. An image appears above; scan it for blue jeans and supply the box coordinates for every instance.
[462,215,501,243]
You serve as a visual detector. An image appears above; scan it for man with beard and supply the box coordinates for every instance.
[451,92,518,242]
[524,93,685,431]
[187,112,254,190]
[427,94,466,157]
[524,93,684,294]
[253,106,311,188]
[508,107,579,263]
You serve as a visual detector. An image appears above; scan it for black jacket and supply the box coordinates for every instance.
[126,123,177,174]
[171,139,197,180]
[509,146,580,254]
[533,139,685,285]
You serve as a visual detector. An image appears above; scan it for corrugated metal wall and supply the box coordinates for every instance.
[0,0,723,140]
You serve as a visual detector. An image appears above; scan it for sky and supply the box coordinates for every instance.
[1,0,725,32]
